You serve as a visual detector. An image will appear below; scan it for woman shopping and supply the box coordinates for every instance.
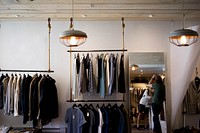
[149,75,165,133]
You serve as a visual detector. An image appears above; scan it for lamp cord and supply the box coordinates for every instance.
[72,0,74,18]
[70,18,74,30]
[182,0,185,29]
[121,17,125,53]
[69,0,74,30]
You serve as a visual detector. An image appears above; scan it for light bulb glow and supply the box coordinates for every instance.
[132,67,136,71]
[180,35,187,44]
[161,75,165,80]
[70,36,77,45]
[131,65,139,71]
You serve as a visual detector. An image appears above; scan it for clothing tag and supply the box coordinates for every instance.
[73,115,75,119]
[87,112,90,117]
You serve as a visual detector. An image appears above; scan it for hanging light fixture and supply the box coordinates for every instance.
[59,0,87,47]
[131,64,139,71]
[169,0,198,46]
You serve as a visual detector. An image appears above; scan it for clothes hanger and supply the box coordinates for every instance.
[120,103,124,108]
[84,104,88,109]
[89,104,94,110]
[106,103,112,109]
[72,104,77,109]
[101,103,105,108]
[195,76,200,88]
[195,67,200,87]
[78,104,82,108]
[96,104,99,109]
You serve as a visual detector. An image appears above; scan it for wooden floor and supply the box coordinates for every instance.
[132,128,153,133]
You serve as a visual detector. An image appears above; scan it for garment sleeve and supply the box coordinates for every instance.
[79,110,86,127]
[65,109,70,125]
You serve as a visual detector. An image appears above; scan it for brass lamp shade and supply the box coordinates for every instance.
[169,28,198,46]
[131,64,139,71]
[60,29,87,47]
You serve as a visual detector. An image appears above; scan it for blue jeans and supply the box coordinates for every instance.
[152,103,162,133]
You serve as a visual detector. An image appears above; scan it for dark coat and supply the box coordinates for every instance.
[39,75,59,125]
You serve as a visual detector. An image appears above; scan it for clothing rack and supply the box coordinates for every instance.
[0,68,54,73]
[66,49,127,102]
[67,49,127,53]
[67,99,125,102]
[67,18,127,102]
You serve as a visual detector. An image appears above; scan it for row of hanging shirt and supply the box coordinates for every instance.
[72,53,126,99]
[0,73,58,127]
[65,103,128,133]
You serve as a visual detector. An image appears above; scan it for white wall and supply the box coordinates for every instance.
[0,20,199,132]
[170,26,200,129]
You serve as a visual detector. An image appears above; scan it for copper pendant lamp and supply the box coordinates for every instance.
[169,0,198,46]
[59,0,87,47]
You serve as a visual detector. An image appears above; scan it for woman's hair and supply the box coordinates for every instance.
[155,74,163,84]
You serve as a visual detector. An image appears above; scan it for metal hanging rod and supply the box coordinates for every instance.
[0,68,54,73]
[67,49,127,53]
[67,99,125,102]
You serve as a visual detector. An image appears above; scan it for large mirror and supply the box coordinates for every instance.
[129,52,166,132]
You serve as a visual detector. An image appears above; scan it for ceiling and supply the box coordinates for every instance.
[0,0,200,21]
